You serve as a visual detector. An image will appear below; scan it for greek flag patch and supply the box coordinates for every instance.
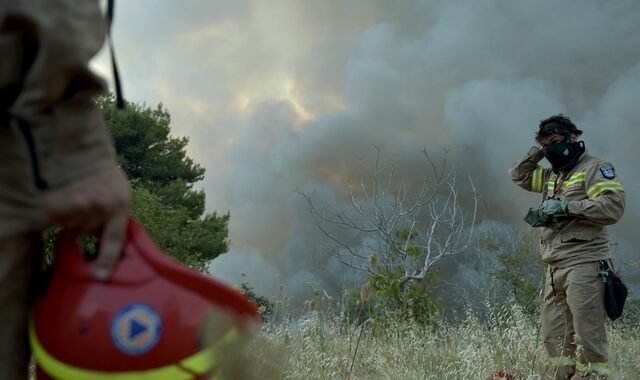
[600,166,615,179]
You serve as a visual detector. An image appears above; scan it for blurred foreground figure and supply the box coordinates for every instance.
[1,1,130,378]
[509,114,626,379]
[2,2,261,379]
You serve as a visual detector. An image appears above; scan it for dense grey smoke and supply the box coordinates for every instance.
[101,1,640,303]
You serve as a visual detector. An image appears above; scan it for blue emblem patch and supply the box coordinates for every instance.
[111,304,162,355]
[600,166,615,179]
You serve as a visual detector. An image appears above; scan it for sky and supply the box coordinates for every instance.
[94,0,640,302]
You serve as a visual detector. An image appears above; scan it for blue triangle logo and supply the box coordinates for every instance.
[129,318,147,340]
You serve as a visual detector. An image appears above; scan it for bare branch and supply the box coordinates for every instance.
[302,148,478,292]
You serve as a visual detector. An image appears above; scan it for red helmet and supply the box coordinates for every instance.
[31,217,259,380]
[487,370,515,380]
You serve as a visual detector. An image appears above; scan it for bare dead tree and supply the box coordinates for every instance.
[301,147,478,291]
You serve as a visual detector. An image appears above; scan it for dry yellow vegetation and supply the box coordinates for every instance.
[227,305,640,380]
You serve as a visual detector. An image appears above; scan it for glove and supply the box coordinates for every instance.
[524,207,547,227]
[540,199,569,217]
[524,199,569,228]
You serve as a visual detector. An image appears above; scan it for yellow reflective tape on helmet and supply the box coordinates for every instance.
[29,320,214,380]
[549,356,576,366]
[587,181,624,198]
[576,361,609,375]
[178,348,214,375]
[180,329,237,374]
[531,166,544,193]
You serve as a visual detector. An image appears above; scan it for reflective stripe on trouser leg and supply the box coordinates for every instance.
[566,262,608,377]
[541,268,577,354]
[549,356,576,367]
[576,361,609,376]
[549,355,577,380]
[548,356,577,380]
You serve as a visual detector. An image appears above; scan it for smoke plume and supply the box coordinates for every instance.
[99,0,640,303]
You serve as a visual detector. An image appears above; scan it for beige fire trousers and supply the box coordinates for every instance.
[0,233,42,380]
[541,261,608,380]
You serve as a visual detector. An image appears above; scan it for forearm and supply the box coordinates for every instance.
[508,146,546,192]
[567,192,626,226]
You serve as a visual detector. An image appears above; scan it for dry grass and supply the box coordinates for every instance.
[242,305,640,380]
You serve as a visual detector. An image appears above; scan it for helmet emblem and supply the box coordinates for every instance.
[111,304,162,355]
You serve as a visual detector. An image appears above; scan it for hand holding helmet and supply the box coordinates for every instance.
[43,166,130,281]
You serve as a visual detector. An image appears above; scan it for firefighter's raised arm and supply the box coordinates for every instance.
[508,145,549,193]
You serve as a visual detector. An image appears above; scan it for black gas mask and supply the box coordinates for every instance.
[544,137,585,173]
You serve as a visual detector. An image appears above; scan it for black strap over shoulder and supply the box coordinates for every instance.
[106,0,125,109]
[15,119,47,190]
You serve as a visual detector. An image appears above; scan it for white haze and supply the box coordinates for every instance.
[96,0,640,303]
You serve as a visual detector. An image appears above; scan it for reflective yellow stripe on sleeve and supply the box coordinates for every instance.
[549,356,576,366]
[586,181,624,198]
[531,166,544,193]
[576,361,609,375]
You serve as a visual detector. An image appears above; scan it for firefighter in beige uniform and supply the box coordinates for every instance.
[1,1,129,379]
[509,115,625,380]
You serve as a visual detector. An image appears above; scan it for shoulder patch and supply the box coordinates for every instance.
[600,166,615,179]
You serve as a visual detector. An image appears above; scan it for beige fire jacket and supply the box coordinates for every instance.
[0,0,116,237]
[509,146,626,268]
